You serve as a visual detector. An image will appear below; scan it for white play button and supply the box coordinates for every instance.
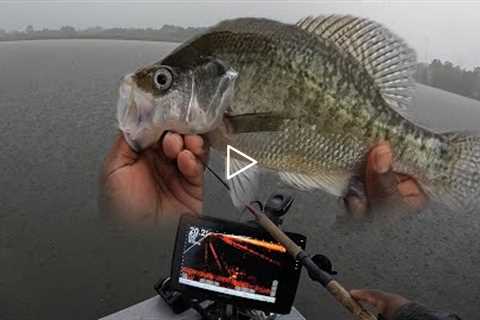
[226,145,258,180]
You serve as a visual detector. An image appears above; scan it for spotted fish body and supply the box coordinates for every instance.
[117,16,480,210]
[193,18,449,197]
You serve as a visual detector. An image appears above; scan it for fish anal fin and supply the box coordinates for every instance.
[227,157,261,208]
[279,170,351,197]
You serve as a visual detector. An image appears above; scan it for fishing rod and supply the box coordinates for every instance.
[202,161,377,320]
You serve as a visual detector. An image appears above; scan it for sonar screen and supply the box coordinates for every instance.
[170,215,306,314]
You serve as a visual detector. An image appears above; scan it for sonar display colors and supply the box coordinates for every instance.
[178,225,289,303]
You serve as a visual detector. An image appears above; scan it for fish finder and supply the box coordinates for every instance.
[170,214,306,314]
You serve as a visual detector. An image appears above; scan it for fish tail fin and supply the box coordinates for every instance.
[431,132,480,210]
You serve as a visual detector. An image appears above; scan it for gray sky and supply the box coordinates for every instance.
[2,1,480,68]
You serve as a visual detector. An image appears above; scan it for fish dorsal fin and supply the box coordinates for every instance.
[296,15,417,112]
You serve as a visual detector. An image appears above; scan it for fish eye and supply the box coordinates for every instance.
[153,66,173,91]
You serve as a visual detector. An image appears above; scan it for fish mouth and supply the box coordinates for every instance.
[117,74,159,151]
[123,130,142,152]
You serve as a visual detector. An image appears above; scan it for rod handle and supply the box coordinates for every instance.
[326,280,377,320]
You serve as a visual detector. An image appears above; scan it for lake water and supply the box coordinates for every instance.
[1,40,479,319]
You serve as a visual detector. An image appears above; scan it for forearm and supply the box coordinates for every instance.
[391,302,462,320]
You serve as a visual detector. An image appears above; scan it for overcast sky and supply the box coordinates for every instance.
[2,1,480,68]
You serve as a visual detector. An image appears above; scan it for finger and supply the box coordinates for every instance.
[366,167,398,200]
[396,173,412,183]
[398,179,427,210]
[104,133,139,172]
[370,142,393,174]
[397,179,422,197]
[185,134,209,166]
[344,177,369,218]
[366,143,397,199]
[162,132,184,160]
[350,289,378,306]
[344,195,369,219]
[184,135,204,154]
[350,289,387,311]
[177,149,203,185]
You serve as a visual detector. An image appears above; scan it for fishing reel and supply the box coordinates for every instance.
[244,192,295,227]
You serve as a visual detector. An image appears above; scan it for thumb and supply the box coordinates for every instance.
[104,133,139,173]
[370,142,393,174]
[366,143,398,199]
[350,289,388,312]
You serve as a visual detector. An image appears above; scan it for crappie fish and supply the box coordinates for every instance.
[117,15,480,210]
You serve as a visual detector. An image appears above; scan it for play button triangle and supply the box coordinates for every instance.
[226,145,258,180]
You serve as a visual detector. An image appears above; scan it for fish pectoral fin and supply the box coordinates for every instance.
[278,170,351,197]
[227,157,261,208]
[296,15,416,114]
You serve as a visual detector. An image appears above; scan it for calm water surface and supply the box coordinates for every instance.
[0,40,479,319]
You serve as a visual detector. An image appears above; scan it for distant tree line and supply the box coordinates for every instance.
[414,60,480,101]
[0,24,206,43]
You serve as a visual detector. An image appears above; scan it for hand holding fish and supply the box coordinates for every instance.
[100,132,207,224]
[345,142,427,218]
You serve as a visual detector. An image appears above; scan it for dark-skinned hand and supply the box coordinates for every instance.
[345,142,428,218]
[350,289,411,320]
[100,132,207,224]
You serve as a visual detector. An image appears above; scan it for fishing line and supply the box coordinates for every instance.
[198,157,261,222]
[200,159,231,192]
[198,157,276,230]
